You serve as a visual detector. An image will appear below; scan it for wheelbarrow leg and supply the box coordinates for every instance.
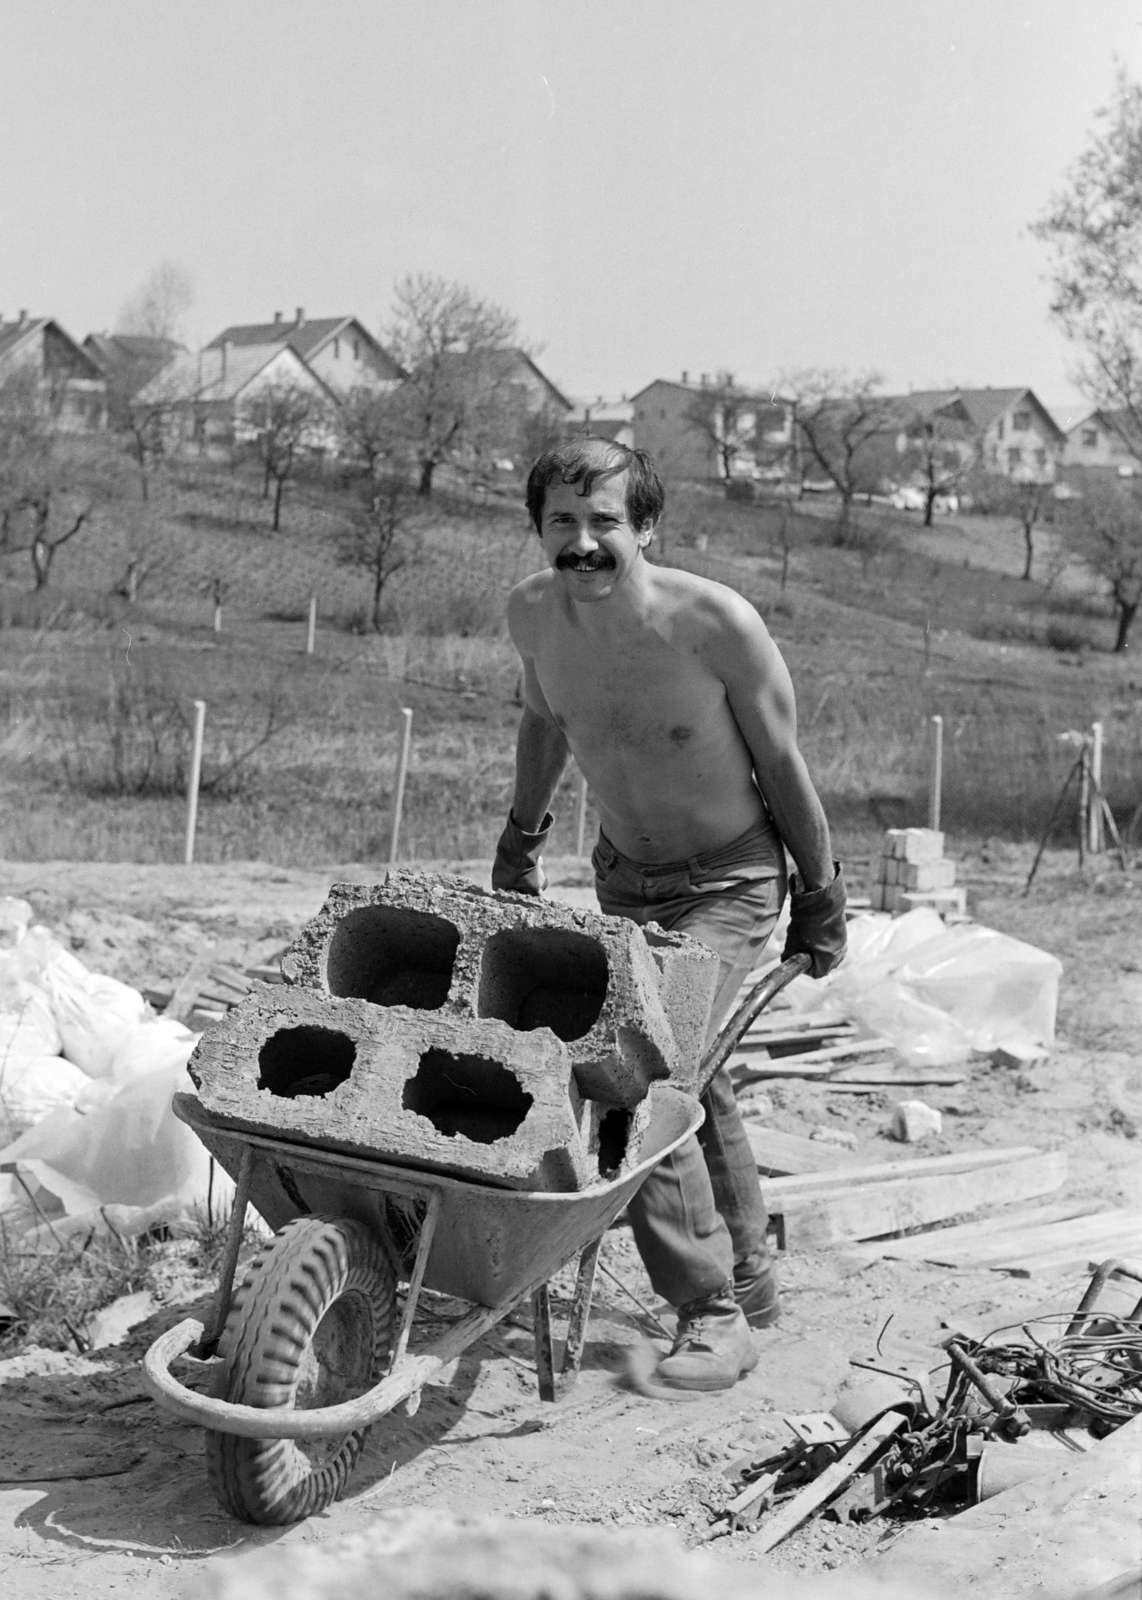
[198,1145,254,1356]
[531,1235,603,1403]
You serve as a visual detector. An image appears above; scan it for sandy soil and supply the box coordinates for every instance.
[0,848,1138,1599]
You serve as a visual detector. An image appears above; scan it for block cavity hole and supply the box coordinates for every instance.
[326,905,459,1010]
[403,1049,533,1144]
[258,1026,356,1098]
[478,928,608,1040]
[597,1107,632,1178]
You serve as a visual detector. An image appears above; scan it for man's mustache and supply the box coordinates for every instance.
[555,551,616,570]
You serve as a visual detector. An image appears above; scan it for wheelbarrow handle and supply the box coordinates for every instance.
[698,953,812,1090]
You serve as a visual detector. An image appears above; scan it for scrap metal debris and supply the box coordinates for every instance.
[705,1259,1142,1551]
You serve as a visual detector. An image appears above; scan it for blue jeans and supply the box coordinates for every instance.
[593,819,787,1308]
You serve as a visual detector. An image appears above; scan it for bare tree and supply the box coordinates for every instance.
[1059,474,1142,651]
[780,369,893,540]
[384,275,522,496]
[338,469,420,631]
[964,469,1054,581]
[894,403,975,526]
[1032,71,1142,438]
[239,380,329,531]
[117,261,196,343]
[684,373,757,482]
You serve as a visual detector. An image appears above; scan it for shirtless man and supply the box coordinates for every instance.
[493,438,846,1392]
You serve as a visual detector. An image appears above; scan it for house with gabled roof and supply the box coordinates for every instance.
[894,387,1065,482]
[0,313,107,431]
[132,337,338,456]
[204,309,403,395]
[1061,407,1142,477]
[631,374,793,481]
[83,332,184,427]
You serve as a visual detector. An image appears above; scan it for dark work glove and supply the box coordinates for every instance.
[492,811,553,895]
[782,862,847,978]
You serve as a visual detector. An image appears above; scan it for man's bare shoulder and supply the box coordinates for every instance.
[507,570,556,649]
[651,563,770,639]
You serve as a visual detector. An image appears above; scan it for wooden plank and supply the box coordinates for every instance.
[933,1209,1140,1270]
[744,1125,860,1177]
[742,1008,850,1035]
[759,1146,1040,1202]
[825,1065,968,1086]
[746,1411,908,1553]
[850,1200,1104,1263]
[730,1039,895,1080]
[988,1221,1142,1277]
[866,1414,1142,1600]
[769,1150,1068,1251]
[735,1025,855,1053]
[162,946,216,1024]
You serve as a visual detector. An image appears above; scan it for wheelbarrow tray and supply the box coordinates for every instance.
[144,1085,701,1442]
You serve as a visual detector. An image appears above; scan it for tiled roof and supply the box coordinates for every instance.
[134,343,322,405]
[206,317,348,358]
[0,317,47,363]
[433,348,572,410]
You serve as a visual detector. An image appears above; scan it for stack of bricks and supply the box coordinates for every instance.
[869,828,967,918]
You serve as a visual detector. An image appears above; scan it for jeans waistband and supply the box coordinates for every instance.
[594,815,782,877]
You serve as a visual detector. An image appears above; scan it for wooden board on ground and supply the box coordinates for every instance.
[729,1038,895,1080]
[848,1199,1106,1264]
[763,1149,1068,1251]
[759,1146,1040,1200]
[863,1413,1142,1600]
[744,1125,860,1177]
[825,1064,968,1086]
[161,946,216,1024]
[735,1024,856,1053]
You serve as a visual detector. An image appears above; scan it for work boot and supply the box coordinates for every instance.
[733,1254,782,1329]
[654,1293,758,1392]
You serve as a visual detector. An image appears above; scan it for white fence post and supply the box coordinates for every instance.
[928,714,943,832]
[1088,720,1104,853]
[306,595,317,655]
[388,707,413,866]
[184,699,206,865]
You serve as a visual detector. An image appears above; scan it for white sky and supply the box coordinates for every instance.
[3,0,1141,420]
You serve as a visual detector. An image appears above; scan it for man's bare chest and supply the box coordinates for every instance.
[533,627,729,755]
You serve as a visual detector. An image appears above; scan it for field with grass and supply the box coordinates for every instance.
[2,459,1141,868]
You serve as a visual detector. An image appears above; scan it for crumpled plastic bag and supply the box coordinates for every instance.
[0,1056,232,1241]
[36,942,150,1079]
[776,909,1060,1064]
[0,896,32,949]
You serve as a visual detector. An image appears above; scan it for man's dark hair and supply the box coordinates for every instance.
[525,438,665,534]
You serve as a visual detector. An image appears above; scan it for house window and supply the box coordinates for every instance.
[996,419,1004,440]
[1082,428,1098,448]
[333,337,340,358]
[1035,449,1048,468]
[1007,447,1022,470]
[660,409,666,419]
[353,340,360,360]
[1012,410,1031,431]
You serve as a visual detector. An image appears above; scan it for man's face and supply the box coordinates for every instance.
[538,471,652,602]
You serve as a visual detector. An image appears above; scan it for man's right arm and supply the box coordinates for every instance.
[494,590,571,893]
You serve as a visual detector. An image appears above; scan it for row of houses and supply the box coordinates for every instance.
[3,306,1140,490]
[0,308,573,455]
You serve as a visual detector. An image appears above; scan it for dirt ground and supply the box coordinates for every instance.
[0,848,1139,1599]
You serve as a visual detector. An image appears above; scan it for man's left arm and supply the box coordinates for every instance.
[712,600,846,976]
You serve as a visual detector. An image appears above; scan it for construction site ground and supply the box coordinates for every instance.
[0,846,1138,1599]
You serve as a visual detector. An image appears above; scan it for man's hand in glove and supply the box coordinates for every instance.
[782,862,847,978]
[491,811,553,896]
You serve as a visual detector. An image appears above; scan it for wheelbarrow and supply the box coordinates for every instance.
[142,955,809,1525]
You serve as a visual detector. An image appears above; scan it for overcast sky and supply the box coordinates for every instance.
[3,1,1140,420]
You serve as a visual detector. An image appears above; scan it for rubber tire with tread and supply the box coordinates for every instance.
[205,1215,397,1525]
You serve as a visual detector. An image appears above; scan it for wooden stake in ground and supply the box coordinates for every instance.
[1088,719,1104,853]
[928,713,943,831]
[306,594,317,656]
[389,707,413,866]
[184,699,206,866]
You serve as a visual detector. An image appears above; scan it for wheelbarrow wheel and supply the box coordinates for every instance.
[205,1215,397,1525]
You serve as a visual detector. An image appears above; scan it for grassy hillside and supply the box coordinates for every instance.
[1,459,1139,867]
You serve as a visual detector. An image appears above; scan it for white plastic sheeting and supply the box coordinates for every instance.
[0,896,231,1238]
[781,909,1062,1068]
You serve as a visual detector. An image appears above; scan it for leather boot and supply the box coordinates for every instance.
[733,1254,781,1329]
[654,1292,758,1392]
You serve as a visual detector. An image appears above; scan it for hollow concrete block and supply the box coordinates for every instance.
[280,870,720,1103]
[187,983,596,1192]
